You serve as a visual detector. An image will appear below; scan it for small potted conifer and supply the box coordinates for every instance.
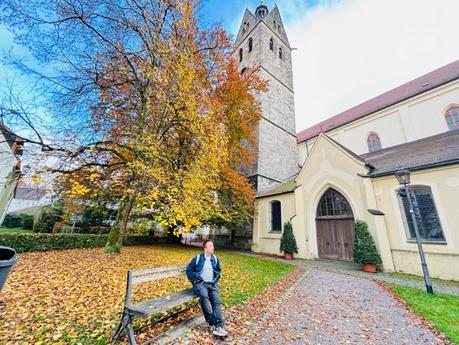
[353,220,382,272]
[279,222,298,260]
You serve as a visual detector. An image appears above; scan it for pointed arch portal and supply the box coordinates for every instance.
[315,188,355,261]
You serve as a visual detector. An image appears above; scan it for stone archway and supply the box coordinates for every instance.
[315,188,355,261]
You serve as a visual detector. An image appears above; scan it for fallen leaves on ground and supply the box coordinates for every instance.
[181,266,305,345]
[0,245,293,344]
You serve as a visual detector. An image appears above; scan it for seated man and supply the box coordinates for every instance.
[186,239,228,337]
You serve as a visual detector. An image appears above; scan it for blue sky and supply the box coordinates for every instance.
[201,0,321,33]
[2,0,459,132]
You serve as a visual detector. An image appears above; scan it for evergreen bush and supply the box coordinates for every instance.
[21,214,34,229]
[353,220,382,265]
[2,214,22,228]
[33,205,63,233]
[279,221,298,254]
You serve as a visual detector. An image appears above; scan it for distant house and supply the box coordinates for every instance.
[0,125,23,224]
[7,187,53,216]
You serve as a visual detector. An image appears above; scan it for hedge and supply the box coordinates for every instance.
[0,233,169,253]
[2,213,34,229]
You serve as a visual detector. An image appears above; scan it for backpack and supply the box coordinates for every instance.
[196,253,217,266]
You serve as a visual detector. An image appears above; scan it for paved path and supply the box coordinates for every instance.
[234,251,459,296]
[247,269,444,345]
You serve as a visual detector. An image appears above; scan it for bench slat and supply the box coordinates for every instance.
[127,289,197,317]
[132,269,186,284]
[131,264,186,277]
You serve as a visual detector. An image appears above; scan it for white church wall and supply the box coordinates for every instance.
[298,79,459,162]
[251,192,296,255]
[0,133,19,224]
[371,165,459,281]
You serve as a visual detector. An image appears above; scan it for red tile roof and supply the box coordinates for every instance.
[297,59,459,144]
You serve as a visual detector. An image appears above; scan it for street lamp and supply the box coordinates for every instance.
[395,169,434,294]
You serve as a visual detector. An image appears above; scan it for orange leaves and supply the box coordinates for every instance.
[0,245,294,343]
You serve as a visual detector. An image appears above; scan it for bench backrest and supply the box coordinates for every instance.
[124,264,187,306]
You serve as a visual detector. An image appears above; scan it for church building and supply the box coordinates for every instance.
[235,3,459,281]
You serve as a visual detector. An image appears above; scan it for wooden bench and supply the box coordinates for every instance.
[112,265,198,345]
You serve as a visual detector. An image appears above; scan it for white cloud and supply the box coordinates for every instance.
[284,0,459,132]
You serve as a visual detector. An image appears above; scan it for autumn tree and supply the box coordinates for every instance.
[0,0,265,253]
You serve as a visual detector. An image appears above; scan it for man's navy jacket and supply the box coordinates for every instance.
[186,253,221,284]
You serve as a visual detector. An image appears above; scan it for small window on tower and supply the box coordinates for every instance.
[269,38,274,51]
[239,48,243,62]
[240,67,247,76]
[279,47,283,60]
[248,38,253,53]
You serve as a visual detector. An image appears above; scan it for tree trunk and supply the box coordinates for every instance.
[166,225,183,244]
[104,194,135,254]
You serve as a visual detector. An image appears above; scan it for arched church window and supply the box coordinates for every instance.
[239,48,243,62]
[367,132,382,152]
[278,47,283,60]
[240,67,247,76]
[248,37,253,53]
[269,38,274,51]
[445,106,459,130]
[397,185,445,242]
[270,200,282,232]
[317,189,353,217]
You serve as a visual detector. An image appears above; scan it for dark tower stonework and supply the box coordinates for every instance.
[234,3,298,194]
[212,3,298,250]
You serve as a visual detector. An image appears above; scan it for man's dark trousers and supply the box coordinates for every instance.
[193,281,224,327]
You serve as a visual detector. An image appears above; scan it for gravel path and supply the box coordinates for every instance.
[249,270,445,345]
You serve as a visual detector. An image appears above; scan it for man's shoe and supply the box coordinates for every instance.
[213,326,228,337]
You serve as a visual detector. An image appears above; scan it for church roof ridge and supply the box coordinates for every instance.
[297,59,459,143]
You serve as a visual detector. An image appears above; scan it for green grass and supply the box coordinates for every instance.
[0,227,32,233]
[389,271,459,288]
[216,252,295,306]
[387,284,459,344]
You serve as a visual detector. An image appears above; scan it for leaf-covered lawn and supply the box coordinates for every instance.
[0,245,293,343]
[0,227,32,233]
[387,284,459,344]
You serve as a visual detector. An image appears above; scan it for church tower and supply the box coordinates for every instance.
[234,2,298,193]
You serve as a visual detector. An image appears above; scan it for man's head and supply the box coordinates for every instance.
[203,239,214,255]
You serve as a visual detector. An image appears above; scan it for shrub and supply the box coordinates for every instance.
[279,221,298,254]
[21,214,34,229]
[0,233,169,252]
[78,226,111,235]
[52,222,75,233]
[2,214,22,228]
[353,220,382,265]
[33,205,63,233]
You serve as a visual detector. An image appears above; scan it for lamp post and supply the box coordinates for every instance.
[395,169,434,294]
